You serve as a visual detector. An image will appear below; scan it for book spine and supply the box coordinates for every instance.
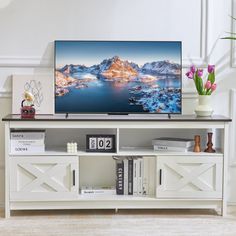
[10,145,45,153]
[154,145,188,152]
[143,157,149,196]
[11,139,45,146]
[152,140,194,148]
[128,159,133,195]
[116,161,124,195]
[133,159,138,196]
[138,158,143,195]
[123,158,128,195]
[11,132,45,140]
[81,189,116,195]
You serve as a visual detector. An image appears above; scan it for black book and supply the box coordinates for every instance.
[128,158,133,195]
[116,161,124,195]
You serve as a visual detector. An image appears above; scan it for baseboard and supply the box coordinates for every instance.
[228,202,236,206]
[0,89,11,98]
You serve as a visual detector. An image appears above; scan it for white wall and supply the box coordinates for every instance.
[0,0,236,205]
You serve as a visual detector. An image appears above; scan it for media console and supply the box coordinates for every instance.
[2,114,231,218]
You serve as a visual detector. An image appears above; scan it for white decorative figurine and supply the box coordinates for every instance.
[67,142,78,153]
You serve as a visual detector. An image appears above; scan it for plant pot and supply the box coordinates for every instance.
[195,95,213,117]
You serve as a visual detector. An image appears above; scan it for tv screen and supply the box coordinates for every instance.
[55,41,182,114]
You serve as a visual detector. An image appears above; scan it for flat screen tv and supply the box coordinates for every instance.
[54,41,182,114]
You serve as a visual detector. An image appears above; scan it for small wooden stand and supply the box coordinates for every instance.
[193,135,201,152]
[204,132,216,153]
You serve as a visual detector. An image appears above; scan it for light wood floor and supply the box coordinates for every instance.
[1,208,236,236]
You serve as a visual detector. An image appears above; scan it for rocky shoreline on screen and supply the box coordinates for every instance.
[55,56,181,113]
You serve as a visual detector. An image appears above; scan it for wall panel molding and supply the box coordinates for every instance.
[229,89,236,166]
[182,0,208,67]
[0,90,11,98]
[231,0,236,67]
[0,0,208,68]
[0,56,52,68]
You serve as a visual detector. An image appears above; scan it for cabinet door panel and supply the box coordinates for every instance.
[156,156,223,199]
[10,156,78,201]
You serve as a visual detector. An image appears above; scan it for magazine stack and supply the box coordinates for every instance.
[10,130,45,154]
[152,137,194,152]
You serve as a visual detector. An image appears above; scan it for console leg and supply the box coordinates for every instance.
[5,207,10,218]
[115,208,118,213]
[221,201,227,217]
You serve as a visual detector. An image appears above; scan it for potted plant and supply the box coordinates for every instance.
[186,65,217,116]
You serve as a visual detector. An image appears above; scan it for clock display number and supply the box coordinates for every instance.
[105,137,112,150]
[97,138,105,149]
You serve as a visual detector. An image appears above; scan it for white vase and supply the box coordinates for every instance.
[195,95,213,117]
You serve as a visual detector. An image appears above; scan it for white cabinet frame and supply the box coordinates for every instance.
[3,117,230,218]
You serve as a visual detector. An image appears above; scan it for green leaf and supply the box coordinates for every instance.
[230,15,236,21]
[194,74,204,95]
[206,89,212,95]
[198,76,204,95]
[221,37,236,40]
[194,74,199,94]
[207,73,215,84]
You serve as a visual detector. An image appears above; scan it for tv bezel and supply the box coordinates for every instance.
[54,40,182,115]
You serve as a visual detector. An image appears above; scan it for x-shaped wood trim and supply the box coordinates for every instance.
[164,162,215,191]
[19,163,69,192]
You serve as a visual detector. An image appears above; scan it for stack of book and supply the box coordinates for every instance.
[10,130,45,154]
[115,156,152,196]
[152,137,194,152]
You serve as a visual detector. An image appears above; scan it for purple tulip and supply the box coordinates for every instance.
[197,69,203,77]
[186,71,193,79]
[205,80,211,89]
[190,65,196,73]
[208,65,215,74]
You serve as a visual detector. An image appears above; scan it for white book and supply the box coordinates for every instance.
[137,158,144,196]
[133,159,138,196]
[80,186,116,195]
[11,131,45,140]
[154,145,191,152]
[11,144,45,153]
[11,139,45,146]
[123,158,129,195]
[152,137,194,148]
[143,158,149,196]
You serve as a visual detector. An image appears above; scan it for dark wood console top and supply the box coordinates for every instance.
[2,114,232,122]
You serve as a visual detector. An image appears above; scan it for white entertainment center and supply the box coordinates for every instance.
[2,114,231,218]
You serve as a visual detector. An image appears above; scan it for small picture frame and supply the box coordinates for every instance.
[86,135,116,152]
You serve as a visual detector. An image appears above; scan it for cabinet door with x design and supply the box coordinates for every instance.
[156,156,223,199]
[10,156,78,201]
